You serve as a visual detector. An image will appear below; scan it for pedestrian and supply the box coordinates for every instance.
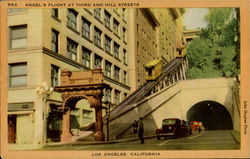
[132,120,138,134]
[138,117,144,144]
[198,126,201,133]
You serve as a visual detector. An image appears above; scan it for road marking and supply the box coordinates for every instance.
[158,139,171,146]
[199,137,232,139]
[198,138,233,141]
[187,134,202,140]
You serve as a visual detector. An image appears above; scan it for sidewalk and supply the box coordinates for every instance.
[45,135,155,148]
[8,135,153,150]
[8,143,44,150]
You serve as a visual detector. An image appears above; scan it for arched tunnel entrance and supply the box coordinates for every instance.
[187,101,233,130]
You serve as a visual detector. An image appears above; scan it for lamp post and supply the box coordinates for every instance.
[103,100,116,141]
[103,101,111,141]
[36,82,54,144]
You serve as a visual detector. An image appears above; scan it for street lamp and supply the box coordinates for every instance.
[36,82,54,144]
[36,82,54,101]
[102,99,116,141]
[102,100,111,141]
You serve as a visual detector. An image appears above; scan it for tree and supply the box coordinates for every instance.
[186,8,240,79]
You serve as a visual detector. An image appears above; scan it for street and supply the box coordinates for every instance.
[42,130,240,150]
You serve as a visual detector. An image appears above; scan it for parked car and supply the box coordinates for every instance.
[156,118,187,140]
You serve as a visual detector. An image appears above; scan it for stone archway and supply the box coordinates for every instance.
[54,68,109,142]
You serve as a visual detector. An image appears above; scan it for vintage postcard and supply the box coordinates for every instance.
[0,0,249,159]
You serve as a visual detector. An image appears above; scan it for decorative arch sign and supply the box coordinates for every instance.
[54,68,110,142]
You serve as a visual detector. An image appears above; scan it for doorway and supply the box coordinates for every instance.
[47,109,63,142]
[8,115,16,143]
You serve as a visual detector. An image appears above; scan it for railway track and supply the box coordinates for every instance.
[106,57,185,121]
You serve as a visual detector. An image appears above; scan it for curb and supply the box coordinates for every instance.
[44,135,156,148]
[45,141,119,147]
[230,130,240,144]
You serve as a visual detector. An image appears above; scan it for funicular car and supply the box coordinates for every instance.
[156,118,188,140]
[145,59,163,81]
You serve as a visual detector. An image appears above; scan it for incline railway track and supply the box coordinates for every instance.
[106,57,185,121]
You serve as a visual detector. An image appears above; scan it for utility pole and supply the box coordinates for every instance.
[103,101,115,141]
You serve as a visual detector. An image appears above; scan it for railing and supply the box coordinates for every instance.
[106,57,188,122]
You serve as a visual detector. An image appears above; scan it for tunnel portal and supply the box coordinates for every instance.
[186,101,233,130]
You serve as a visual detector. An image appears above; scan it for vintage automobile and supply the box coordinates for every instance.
[156,118,187,140]
[190,121,204,133]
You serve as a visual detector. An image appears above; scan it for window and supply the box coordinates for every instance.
[82,18,91,39]
[105,61,111,78]
[123,71,127,85]
[104,88,111,103]
[67,9,78,30]
[114,66,120,81]
[114,43,120,59]
[51,8,58,18]
[82,47,91,68]
[94,8,101,20]
[94,27,102,47]
[9,63,27,87]
[104,35,111,53]
[67,38,78,61]
[113,19,119,35]
[82,109,93,119]
[123,27,127,42]
[51,29,59,53]
[107,89,111,103]
[10,25,27,49]
[104,10,111,28]
[94,54,102,68]
[51,65,59,87]
[123,49,127,65]
[114,90,120,105]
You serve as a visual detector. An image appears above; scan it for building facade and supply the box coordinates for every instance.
[7,8,185,146]
[7,8,130,145]
[129,8,185,90]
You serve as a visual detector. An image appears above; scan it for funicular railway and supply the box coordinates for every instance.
[107,57,188,121]
[101,57,189,139]
[76,55,239,141]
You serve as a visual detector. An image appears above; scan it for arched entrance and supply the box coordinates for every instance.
[54,69,110,142]
[70,99,94,136]
[186,101,233,130]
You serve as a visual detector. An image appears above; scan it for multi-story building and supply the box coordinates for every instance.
[7,8,185,146]
[7,8,130,145]
[129,8,185,90]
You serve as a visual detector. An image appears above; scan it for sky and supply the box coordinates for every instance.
[184,8,209,30]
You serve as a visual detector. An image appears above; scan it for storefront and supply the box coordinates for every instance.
[8,102,34,144]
